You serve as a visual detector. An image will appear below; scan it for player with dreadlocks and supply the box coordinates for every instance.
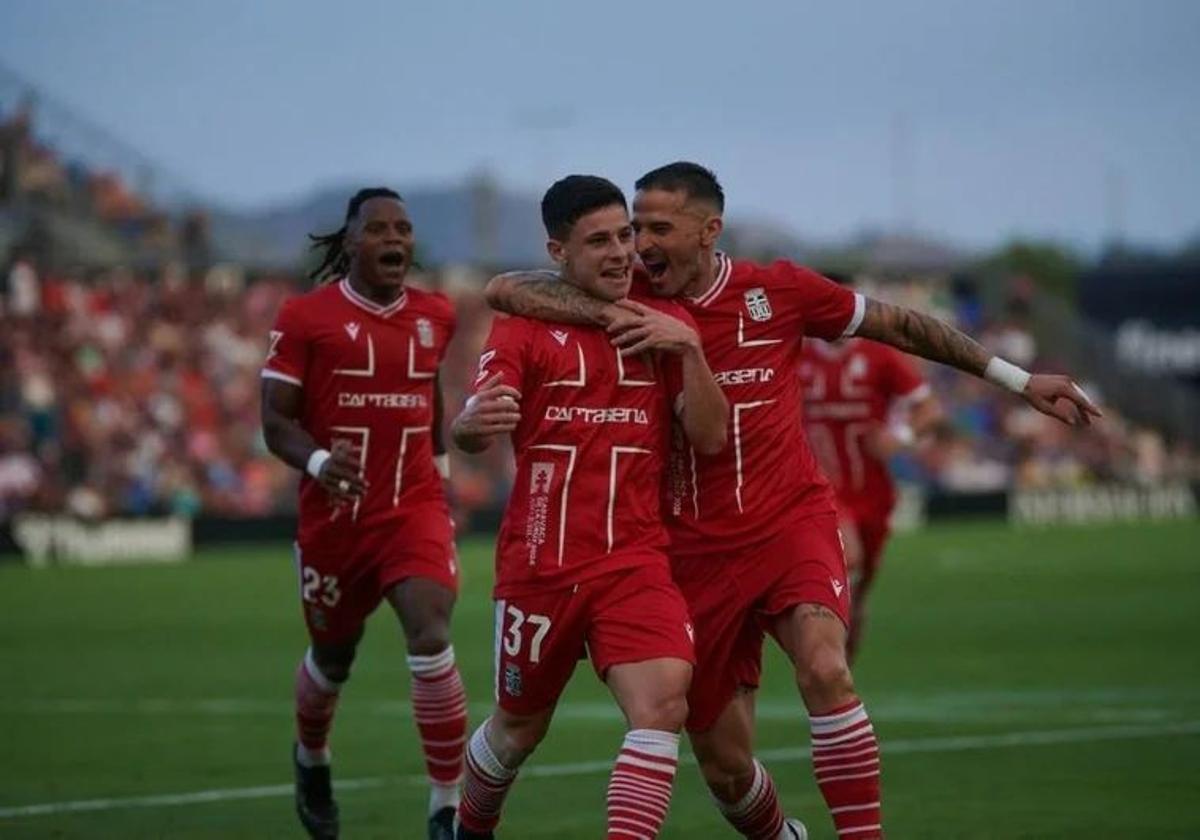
[262,188,467,840]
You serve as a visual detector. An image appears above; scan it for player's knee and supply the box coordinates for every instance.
[310,648,356,684]
[489,713,550,765]
[404,625,451,657]
[795,643,854,698]
[625,691,689,732]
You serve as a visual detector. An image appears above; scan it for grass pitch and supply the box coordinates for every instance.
[2,519,1198,838]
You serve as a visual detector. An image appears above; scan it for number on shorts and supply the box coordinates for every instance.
[503,605,552,664]
[301,566,341,607]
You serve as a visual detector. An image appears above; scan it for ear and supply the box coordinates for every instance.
[546,238,567,266]
[699,214,723,249]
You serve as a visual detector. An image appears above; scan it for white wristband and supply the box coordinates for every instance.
[984,357,1031,394]
[306,449,331,479]
[434,453,450,480]
[890,422,916,447]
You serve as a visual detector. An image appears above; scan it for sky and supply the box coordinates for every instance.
[2,0,1198,251]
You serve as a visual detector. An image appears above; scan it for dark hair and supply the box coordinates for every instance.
[308,187,403,282]
[541,175,627,240]
[635,161,724,212]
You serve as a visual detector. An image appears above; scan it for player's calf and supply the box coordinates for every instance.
[457,709,553,835]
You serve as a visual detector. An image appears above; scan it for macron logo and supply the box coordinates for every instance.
[550,329,569,347]
[345,322,361,341]
[831,577,845,598]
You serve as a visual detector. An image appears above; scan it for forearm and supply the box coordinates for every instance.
[432,374,447,456]
[452,428,493,454]
[263,415,323,473]
[486,271,610,325]
[856,298,990,378]
[678,346,729,454]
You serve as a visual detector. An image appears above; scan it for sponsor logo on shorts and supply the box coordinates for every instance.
[308,606,327,631]
[504,662,523,697]
[684,621,694,642]
[830,577,845,598]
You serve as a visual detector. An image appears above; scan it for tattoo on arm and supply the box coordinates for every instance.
[487,272,609,326]
[857,298,990,377]
[797,603,842,622]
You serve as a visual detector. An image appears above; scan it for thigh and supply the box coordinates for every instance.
[494,587,587,717]
[293,540,377,646]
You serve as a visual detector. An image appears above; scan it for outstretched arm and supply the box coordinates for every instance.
[855,298,1101,427]
[485,271,624,327]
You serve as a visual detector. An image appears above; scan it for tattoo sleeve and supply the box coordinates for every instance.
[485,271,609,326]
[856,297,991,378]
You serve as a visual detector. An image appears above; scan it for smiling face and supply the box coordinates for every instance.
[548,203,635,302]
[344,197,414,294]
[632,187,723,298]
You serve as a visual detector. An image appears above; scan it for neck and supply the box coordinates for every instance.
[346,270,404,306]
[681,250,720,299]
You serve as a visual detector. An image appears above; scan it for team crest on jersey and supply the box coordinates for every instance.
[530,462,555,494]
[504,662,523,697]
[416,317,434,349]
[744,287,772,322]
[550,329,569,347]
[344,322,361,341]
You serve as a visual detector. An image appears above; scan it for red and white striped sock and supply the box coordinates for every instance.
[714,759,788,839]
[810,699,882,838]
[607,728,680,839]
[294,648,342,767]
[408,646,468,814]
[457,719,518,833]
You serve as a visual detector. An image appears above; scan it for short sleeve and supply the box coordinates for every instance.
[776,262,864,341]
[262,297,310,388]
[470,315,529,397]
[883,346,929,404]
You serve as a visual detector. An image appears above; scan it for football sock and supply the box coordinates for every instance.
[810,699,882,838]
[607,728,680,839]
[714,758,787,839]
[457,719,518,833]
[407,646,468,815]
[294,647,342,767]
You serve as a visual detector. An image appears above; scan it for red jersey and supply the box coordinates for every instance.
[799,337,928,518]
[662,255,863,556]
[262,278,455,542]
[472,297,689,597]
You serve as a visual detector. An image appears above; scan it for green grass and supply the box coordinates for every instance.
[2,519,1198,838]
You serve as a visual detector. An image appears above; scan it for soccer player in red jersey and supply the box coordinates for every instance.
[485,163,1099,840]
[261,188,467,840]
[450,175,728,840]
[799,321,943,662]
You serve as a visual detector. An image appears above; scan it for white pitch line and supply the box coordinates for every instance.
[2,720,1198,820]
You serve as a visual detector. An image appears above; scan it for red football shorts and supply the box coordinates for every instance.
[836,498,893,590]
[672,512,849,733]
[293,503,458,645]
[492,560,695,717]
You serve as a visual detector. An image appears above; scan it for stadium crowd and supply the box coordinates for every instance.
[1,261,1196,526]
